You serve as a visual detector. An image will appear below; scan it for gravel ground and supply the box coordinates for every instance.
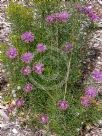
[0,0,102,136]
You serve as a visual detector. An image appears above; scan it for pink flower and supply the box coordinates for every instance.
[76,4,92,14]
[37,43,47,53]
[88,11,100,21]
[92,69,102,81]
[76,4,100,22]
[80,96,91,108]
[23,83,33,93]
[6,47,18,59]
[56,11,71,23]
[16,98,24,108]
[21,66,31,75]
[63,43,73,53]
[21,52,34,64]
[83,6,94,14]
[45,11,71,24]
[33,63,44,75]
[85,86,97,98]
[39,114,49,124]
[45,15,55,24]
[57,100,69,111]
[21,32,34,43]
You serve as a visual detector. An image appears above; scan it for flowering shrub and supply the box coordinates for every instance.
[1,0,102,136]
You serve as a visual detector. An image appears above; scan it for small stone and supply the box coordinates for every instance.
[86,125,92,131]
[98,0,102,5]
[17,86,21,90]
[98,120,102,125]
[85,134,90,136]
[12,90,16,94]
[7,84,10,87]
[76,128,80,132]
[2,69,5,73]
[12,128,18,134]
[0,96,2,99]
[76,112,80,116]
[13,94,16,98]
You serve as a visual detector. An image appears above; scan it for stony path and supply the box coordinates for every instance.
[0,0,102,136]
[0,0,11,45]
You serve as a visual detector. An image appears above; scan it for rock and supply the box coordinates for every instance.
[98,0,102,5]
[12,128,18,134]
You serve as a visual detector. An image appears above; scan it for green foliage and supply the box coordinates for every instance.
[1,1,102,136]
[7,2,33,33]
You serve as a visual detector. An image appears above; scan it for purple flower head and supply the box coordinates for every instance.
[83,6,93,14]
[21,66,31,76]
[80,96,91,108]
[45,15,55,24]
[39,114,49,124]
[45,11,70,24]
[21,52,34,64]
[56,11,71,23]
[63,43,73,53]
[33,63,44,75]
[16,98,24,108]
[23,83,33,93]
[21,32,34,43]
[57,100,69,111]
[85,86,97,98]
[37,43,47,53]
[87,11,100,21]
[76,4,92,14]
[6,47,18,59]
[76,4,100,22]
[92,69,102,81]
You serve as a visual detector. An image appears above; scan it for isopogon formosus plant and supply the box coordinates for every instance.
[1,0,102,136]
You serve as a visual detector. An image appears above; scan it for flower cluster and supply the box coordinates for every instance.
[5,2,100,128]
[81,86,97,108]
[45,11,71,24]
[38,100,69,124]
[76,4,100,21]
[21,32,34,43]
[6,33,46,114]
